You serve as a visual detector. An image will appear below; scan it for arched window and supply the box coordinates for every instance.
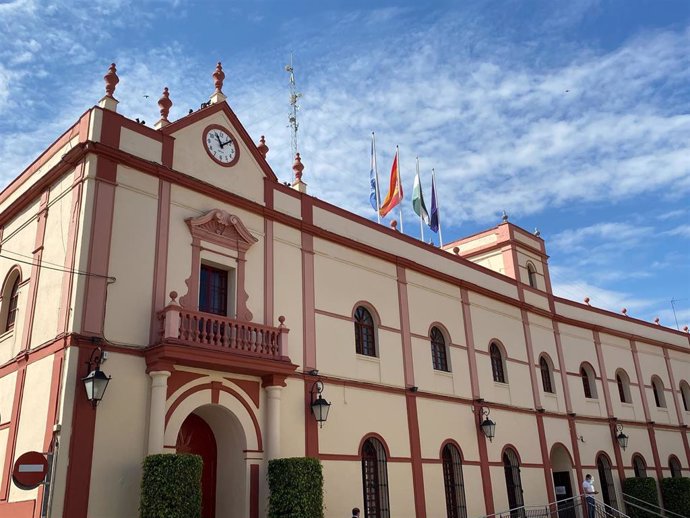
[354,306,377,357]
[431,327,450,372]
[442,443,467,518]
[651,376,666,408]
[527,263,538,289]
[616,370,632,403]
[680,381,690,412]
[361,437,390,518]
[632,454,647,478]
[539,355,554,394]
[669,456,682,478]
[490,343,506,383]
[596,454,618,509]
[1,269,21,333]
[503,448,524,511]
[580,363,597,399]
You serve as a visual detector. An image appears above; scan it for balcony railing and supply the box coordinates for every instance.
[159,301,288,360]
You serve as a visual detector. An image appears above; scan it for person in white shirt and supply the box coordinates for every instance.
[582,474,599,518]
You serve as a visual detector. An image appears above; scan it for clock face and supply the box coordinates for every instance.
[203,125,239,167]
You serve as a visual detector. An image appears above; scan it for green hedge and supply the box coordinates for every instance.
[140,454,202,518]
[660,477,690,517]
[268,457,323,518]
[623,477,659,518]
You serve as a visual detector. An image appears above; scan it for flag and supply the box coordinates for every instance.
[412,161,429,224]
[379,150,403,217]
[369,136,378,211]
[429,171,439,232]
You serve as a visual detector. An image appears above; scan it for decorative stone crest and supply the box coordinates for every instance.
[186,209,258,252]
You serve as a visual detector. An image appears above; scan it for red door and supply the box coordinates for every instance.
[176,413,217,518]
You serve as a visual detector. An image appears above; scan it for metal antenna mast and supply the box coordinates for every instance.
[285,53,302,158]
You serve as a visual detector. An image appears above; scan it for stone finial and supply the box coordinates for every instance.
[501,210,509,223]
[654,317,660,325]
[683,326,689,333]
[99,63,120,111]
[104,63,119,98]
[154,87,173,129]
[390,220,398,231]
[621,308,628,316]
[213,62,225,93]
[257,135,269,158]
[453,246,460,255]
[534,228,541,237]
[210,62,227,104]
[291,153,307,193]
[168,291,179,305]
[278,315,286,327]
[584,297,591,305]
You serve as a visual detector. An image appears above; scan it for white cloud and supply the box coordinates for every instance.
[663,224,690,238]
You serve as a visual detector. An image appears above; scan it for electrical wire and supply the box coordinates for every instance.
[0,251,115,281]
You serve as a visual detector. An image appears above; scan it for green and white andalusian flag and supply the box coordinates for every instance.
[412,159,429,224]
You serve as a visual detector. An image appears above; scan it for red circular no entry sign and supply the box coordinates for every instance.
[12,451,48,490]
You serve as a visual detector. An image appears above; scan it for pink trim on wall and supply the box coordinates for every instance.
[249,464,259,518]
[0,500,34,518]
[0,360,26,500]
[396,266,415,386]
[663,348,684,426]
[460,288,481,399]
[263,219,273,325]
[608,421,626,484]
[301,233,316,370]
[149,180,171,344]
[592,331,614,418]
[20,190,49,352]
[553,322,573,413]
[473,401,494,515]
[630,340,652,422]
[81,176,117,336]
[647,424,663,482]
[536,414,556,505]
[521,309,542,410]
[681,432,690,469]
[567,416,585,491]
[304,379,319,458]
[58,163,85,334]
[405,393,427,518]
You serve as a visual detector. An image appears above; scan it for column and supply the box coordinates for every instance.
[265,385,282,460]
[148,371,171,454]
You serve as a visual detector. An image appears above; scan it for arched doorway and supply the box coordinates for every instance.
[596,453,618,509]
[550,444,575,518]
[503,447,524,515]
[177,413,217,518]
[172,404,250,518]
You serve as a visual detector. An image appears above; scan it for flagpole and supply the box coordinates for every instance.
[373,132,381,224]
[433,168,444,247]
[416,157,424,242]
[397,146,404,233]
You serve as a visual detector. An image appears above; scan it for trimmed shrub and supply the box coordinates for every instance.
[622,477,659,518]
[140,453,202,518]
[268,457,324,518]
[661,477,690,517]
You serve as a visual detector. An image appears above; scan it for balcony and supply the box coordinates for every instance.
[146,296,296,380]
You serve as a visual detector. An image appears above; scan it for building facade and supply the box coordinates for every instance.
[0,64,688,518]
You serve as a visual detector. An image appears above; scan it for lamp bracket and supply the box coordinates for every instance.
[86,346,106,371]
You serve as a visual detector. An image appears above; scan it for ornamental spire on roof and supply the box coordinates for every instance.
[291,153,307,193]
[155,87,172,129]
[210,62,227,104]
[98,63,119,112]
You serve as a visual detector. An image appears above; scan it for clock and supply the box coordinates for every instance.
[202,124,240,167]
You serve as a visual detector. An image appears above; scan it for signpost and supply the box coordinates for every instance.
[12,451,49,490]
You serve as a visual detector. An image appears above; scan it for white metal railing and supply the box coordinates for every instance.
[623,492,685,518]
[480,494,630,518]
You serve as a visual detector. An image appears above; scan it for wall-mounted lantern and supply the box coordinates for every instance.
[310,380,331,428]
[82,347,111,408]
[479,406,496,442]
[615,424,629,451]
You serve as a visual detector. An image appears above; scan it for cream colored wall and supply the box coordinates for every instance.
[654,428,685,474]
[171,110,264,205]
[119,127,162,164]
[103,166,159,345]
[0,371,17,491]
[8,354,53,502]
[272,223,303,362]
[599,334,642,421]
[31,172,75,346]
[489,465,549,510]
[279,379,305,458]
[322,460,363,516]
[272,190,301,219]
[529,314,565,413]
[466,249,506,276]
[88,352,149,518]
[486,411,541,464]
[559,325,606,418]
[319,385,410,457]
[416,399,479,461]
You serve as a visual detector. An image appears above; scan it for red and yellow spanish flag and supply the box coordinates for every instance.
[379,149,403,217]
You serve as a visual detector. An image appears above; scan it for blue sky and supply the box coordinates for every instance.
[0,0,688,328]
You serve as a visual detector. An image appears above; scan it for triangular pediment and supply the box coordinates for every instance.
[161,101,278,204]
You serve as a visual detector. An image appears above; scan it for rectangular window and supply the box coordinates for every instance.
[199,264,229,316]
